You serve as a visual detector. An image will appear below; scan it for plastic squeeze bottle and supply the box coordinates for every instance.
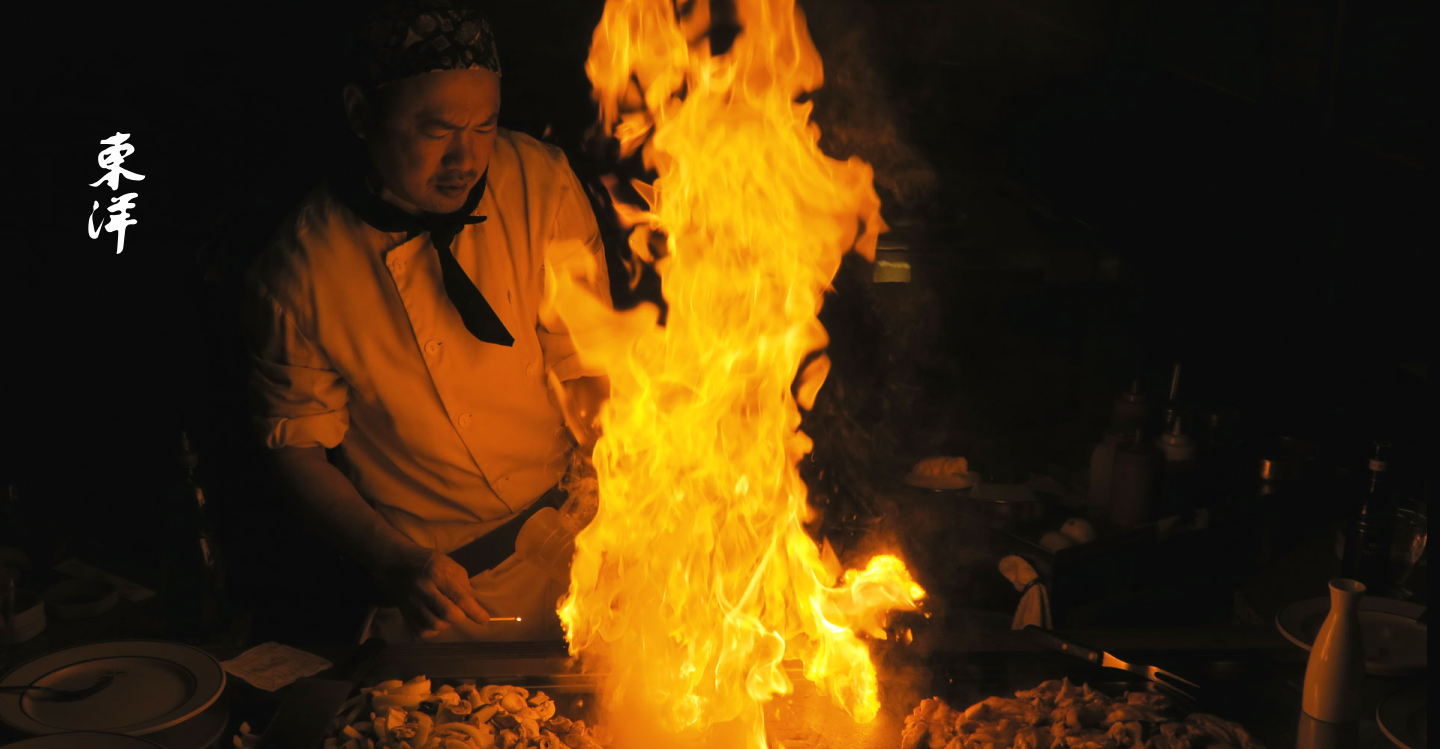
[1109,428,1158,528]
[1155,418,1197,521]
[1089,381,1151,514]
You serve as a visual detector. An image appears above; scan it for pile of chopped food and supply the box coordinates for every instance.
[232,676,612,749]
[901,678,1264,749]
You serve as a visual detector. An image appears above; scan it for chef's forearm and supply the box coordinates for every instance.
[267,445,424,575]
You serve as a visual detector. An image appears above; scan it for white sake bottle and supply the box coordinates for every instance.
[1301,578,1366,723]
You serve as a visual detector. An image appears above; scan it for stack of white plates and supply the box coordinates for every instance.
[1376,685,1426,749]
[5,732,164,748]
[0,641,228,749]
[1275,596,1427,676]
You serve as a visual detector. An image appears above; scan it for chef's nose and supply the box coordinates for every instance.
[441,133,474,171]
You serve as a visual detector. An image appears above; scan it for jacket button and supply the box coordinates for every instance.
[457,413,472,428]
[425,340,441,356]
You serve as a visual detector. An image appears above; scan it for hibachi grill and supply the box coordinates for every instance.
[541,0,927,746]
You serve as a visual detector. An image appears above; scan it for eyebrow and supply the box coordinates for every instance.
[422,112,500,129]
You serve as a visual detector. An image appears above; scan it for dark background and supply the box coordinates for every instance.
[0,0,1426,638]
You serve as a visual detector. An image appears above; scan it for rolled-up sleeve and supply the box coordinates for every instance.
[538,162,614,382]
[241,285,351,449]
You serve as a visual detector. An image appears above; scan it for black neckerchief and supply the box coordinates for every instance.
[329,162,515,347]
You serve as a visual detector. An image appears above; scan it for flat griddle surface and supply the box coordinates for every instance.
[357,644,1212,749]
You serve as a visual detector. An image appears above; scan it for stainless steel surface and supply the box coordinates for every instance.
[222,629,1298,749]
[345,644,1207,749]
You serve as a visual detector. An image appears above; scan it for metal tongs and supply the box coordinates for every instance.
[1024,625,1200,701]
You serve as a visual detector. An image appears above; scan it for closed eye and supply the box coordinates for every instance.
[420,115,496,138]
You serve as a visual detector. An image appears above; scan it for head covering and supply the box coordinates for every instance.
[352,0,501,89]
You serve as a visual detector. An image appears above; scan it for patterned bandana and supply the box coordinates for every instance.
[354,0,501,89]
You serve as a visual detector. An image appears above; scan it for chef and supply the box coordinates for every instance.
[242,0,610,641]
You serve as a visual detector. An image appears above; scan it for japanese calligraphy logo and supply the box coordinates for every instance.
[87,132,145,254]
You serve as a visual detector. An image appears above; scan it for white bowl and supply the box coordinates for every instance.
[3,590,45,644]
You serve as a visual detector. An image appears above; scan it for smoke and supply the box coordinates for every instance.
[874,656,937,737]
[802,0,940,217]
[559,447,601,528]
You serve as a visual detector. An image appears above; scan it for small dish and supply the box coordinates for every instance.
[1,590,46,644]
[146,696,228,749]
[0,640,226,736]
[1376,684,1425,749]
[43,578,121,620]
[1275,596,1426,676]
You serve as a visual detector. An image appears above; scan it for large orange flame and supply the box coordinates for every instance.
[547,1,925,746]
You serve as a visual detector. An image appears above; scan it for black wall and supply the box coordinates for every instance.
[1,0,1426,602]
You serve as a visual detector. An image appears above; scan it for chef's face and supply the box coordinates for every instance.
[347,68,501,215]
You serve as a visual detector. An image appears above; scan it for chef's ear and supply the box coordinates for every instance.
[342,84,370,140]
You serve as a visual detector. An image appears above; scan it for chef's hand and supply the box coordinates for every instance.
[374,545,491,638]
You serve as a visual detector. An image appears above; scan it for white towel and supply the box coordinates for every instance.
[999,555,1052,630]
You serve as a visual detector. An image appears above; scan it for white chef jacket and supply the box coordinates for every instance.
[243,129,610,639]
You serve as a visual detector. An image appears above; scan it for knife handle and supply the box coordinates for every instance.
[336,637,387,687]
[1024,625,1102,665]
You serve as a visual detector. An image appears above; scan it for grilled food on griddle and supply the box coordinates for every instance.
[230,675,614,749]
[902,678,1263,749]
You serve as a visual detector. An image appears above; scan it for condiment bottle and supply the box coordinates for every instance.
[1155,418,1196,520]
[162,431,231,641]
[1340,441,1394,593]
[1089,381,1152,515]
[1112,380,1151,432]
[1193,407,1239,517]
[1110,428,1157,528]
[1088,432,1123,515]
[1301,578,1366,723]
[1252,456,1288,566]
[1159,362,1182,434]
